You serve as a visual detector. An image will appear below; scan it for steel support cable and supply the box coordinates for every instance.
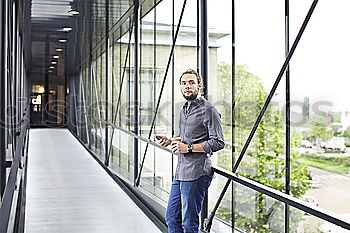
[135,0,188,187]
[203,1,319,231]
[105,19,134,166]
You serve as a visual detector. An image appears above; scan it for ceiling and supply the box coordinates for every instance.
[29,0,138,82]
[30,0,77,82]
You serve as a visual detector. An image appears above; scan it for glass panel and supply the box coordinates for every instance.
[209,176,232,227]
[207,0,233,170]
[225,180,285,232]
[154,0,173,139]
[290,0,350,217]
[139,143,172,204]
[289,205,350,233]
[109,0,133,30]
[92,0,106,47]
[140,3,155,138]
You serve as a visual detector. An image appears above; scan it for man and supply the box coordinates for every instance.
[156,69,225,233]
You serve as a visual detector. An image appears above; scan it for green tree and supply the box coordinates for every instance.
[342,127,350,138]
[308,115,333,140]
[302,97,310,120]
[216,63,310,232]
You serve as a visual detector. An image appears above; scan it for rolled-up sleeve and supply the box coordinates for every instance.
[201,107,225,155]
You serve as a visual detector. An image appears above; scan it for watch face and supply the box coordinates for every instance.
[188,144,193,150]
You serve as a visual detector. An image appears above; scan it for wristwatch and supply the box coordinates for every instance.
[188,143,193,153]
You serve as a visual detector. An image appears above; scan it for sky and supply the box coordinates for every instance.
[156,0,350,113]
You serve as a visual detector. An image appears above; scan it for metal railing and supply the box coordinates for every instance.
[0,106,30,233]
[83,115,350,232]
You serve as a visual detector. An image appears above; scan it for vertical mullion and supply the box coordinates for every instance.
[196,0,199,73]
[119,26,122,168]
[285,0,291,232]
[88,1,93,149]
[105,0,109,166]
[80,73,90,145]
[231,0,236,229]
[12,0,17,150]
[153,0,156,187]
[0,0,6,197]
[44,35,49,125]
[139,12,142,137]
[133,2,139,186]
[200,0,208,100]
[171,0,174,180]
[128,18,131,172]
[200,0,209,228]
[111,33,114,165]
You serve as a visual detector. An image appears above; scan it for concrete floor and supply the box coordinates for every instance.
[25,128,162,233]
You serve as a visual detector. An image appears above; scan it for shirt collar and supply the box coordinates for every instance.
[183,96,204,109]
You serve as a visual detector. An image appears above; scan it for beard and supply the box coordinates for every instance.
[182,91,198,101]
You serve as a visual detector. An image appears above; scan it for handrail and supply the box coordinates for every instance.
[75,110,174,154]
[0,106,30,233]
[89,115,350,232]
[212,166,350,230]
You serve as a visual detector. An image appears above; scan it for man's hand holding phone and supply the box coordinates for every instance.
[156,135,171,147]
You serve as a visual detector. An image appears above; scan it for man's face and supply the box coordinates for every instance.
[180,73,202,101]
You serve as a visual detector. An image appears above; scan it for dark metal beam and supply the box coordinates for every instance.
[105,0,109,166]
[133,0,139,186]
[0,0,7,197]
[43,35,49,125]
[200,0,208,100]
[199,0,209,228]
[231,0,236,229]
[285,0,291,232]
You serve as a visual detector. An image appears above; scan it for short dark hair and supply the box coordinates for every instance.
[179,69,202,84]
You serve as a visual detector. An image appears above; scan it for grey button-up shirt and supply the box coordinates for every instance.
[175,96,225,181]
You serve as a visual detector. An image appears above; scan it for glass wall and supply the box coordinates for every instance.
[69,0,350,232]
[1,0,29,196]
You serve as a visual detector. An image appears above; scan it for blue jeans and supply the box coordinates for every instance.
[166,175,212,233]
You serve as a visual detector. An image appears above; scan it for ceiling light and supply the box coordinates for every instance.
[62,27,72,32]
[49,66,55,69]
[53,55,59,59]
[48,70,53,73]
[51,61,57,65]
[56,48,63,52]
[59,39,67,43]
[68,9,79,15]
